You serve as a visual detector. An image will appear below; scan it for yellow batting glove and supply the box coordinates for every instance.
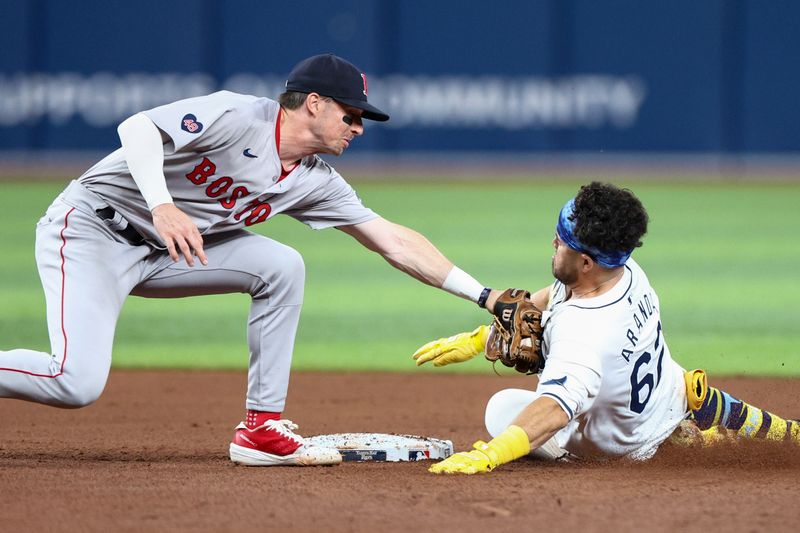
[428,446,496,475]
[429,425,531,475]
[412,325,489,367]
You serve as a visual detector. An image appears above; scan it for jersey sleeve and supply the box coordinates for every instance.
[286,160,378,229]
[141,91,256,154]
[536,337,602,421]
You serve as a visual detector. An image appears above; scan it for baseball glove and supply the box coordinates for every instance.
[485,288,544,375]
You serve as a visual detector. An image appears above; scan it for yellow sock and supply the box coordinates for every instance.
[791,421,800,442]
[764,416,788,442]
[692,385,800,444]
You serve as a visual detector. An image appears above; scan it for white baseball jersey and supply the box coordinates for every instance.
[536,259,688,459]
[79,91,377,245]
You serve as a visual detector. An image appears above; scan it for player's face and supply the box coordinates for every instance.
[317,98,364,156]
[551,234,581,285]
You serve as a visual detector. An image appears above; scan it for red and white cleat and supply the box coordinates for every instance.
[229,419,342,466]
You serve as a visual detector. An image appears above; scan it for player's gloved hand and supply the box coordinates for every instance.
[429,425,531,475]
[412,325,489,367]
[428,442,498,474]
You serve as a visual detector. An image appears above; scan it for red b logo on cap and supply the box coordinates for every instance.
[361,73,368,96]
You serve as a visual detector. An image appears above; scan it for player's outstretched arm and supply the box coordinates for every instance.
[339,218,553,314]
[429,396,568,475]
[338,217,453,287]
[412,325,489,367]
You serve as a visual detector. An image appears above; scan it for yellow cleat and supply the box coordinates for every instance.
[670,421,737,447]
[699,426,738,446]
[429,442,496,475]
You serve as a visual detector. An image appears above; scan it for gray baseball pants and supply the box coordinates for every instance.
[0,181,302,411]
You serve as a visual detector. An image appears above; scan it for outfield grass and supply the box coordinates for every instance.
[1,179,798,376]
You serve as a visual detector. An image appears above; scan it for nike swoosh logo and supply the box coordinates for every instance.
[243,148,258,158]
[541,376,567,387]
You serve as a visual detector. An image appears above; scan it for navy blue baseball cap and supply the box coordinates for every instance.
[285,53,389,122]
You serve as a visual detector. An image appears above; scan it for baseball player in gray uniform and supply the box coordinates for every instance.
[0,54,502,466]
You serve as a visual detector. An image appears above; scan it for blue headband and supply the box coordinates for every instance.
[556,198,632,268]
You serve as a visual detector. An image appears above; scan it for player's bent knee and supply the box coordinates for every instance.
[58,386,105,408]
[251,245,305,302]
[273,246,305,281]
[51,373,108,408]
[484,388,538,437]
[249,241,305,280]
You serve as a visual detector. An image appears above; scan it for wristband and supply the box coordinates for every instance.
[441,266,484,302]
[477,287,492,309]
[489,425,531,463]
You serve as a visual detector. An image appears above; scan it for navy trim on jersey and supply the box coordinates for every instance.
[541,376,568,387]
[541,392,574,419]
[565,265,634,311]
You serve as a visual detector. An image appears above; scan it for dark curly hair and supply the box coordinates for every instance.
[571,182,649,255]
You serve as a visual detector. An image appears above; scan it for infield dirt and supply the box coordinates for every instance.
[1,371,799,532]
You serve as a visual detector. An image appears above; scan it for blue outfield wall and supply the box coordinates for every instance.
[1,0,799,156]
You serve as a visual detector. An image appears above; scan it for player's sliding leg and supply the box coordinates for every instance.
[0,198,149,406]
[685,370,800,444]
[692,387,800,443]
[131,230,340,466]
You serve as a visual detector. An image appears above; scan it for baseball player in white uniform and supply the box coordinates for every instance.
[414,182,799,473]
[480,256,688,461]
[0,54,508,467]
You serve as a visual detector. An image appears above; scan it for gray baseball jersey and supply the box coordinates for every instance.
[1,91,378,414]
[79,91,378,245]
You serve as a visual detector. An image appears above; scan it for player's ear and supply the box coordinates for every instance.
[580,254,594,273]
[305,93,323,117]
